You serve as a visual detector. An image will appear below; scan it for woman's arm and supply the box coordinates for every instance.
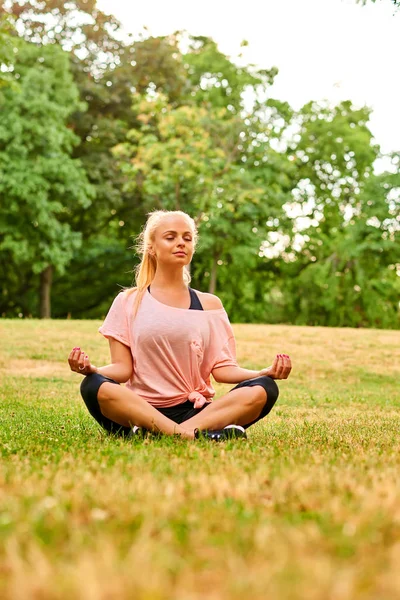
[199,292,292,383]
[95,338,133,382]
[213,356,292,384]
[212,365,261,383]
[200,292,262,383]
[68,338,133,383]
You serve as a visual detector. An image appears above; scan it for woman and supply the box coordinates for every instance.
[68,210,292,441]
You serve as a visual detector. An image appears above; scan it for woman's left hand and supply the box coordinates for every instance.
[259,354,292,380]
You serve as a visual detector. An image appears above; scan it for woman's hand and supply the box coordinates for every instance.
[259,354,292,380]
[68,347,98,376]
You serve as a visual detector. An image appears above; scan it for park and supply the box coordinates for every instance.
[0,0,399,598]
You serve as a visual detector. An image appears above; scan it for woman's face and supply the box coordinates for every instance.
[151,215,195,268]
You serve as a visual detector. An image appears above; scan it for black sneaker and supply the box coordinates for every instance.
[194,424,247,442]
[126,425,147,439]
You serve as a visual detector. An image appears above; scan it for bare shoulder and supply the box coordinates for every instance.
[194,290,224,311]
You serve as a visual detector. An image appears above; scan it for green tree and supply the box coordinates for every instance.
[182,35,278,112]
[271,102,399,328]
[0,16,15,85]
[282,173,400,328]
[114,88,294,298]
[0,2,141,317]
[0,1,123,66]
[112,34,296,303]
[0,33,93,318]
[0,14,294,318]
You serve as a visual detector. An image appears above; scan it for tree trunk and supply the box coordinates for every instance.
[40,265,53,319]
[208,255,218,294]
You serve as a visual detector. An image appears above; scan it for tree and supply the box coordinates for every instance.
[0,16,15,85]
[0,31,93,318]
[270,102,400,328]
[2,2,396,326]
[113,83,295,299]
[0,2,142,317]
[182,35,278,113]
[0,1,123,66]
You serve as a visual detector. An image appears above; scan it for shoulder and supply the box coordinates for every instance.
[193,290,224,311]
[119,287,137,296]
[107,288,137,311]
[118,287,138,301]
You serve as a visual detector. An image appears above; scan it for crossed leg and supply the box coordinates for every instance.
[82,375,276,439]
[183,386,268,431]
[95,381,193,438]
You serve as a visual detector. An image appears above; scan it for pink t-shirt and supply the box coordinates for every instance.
[98,289,238,407]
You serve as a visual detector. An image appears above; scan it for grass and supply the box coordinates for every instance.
[0,319,399,599]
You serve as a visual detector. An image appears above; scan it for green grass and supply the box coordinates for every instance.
[0,319,400,599]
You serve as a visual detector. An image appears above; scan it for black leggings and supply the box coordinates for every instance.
[80,374,279,436]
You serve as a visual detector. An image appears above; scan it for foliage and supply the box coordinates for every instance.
[182,35,278,112]
[0,2,398,327]
[0,0,124,68]
[0,32,93,315]
[276,102,399,328]
[113,92,294,296]
[0,1,137,317]
[0,16,16,87]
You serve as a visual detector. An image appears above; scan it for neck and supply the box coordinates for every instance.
[151,266,187,291]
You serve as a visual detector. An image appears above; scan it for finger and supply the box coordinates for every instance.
[85,355,92,371]
[75,349,86,371]
[82,354,90,373]
[72,347,81,362]
[284,354,292,378]
[280,355,286,378]
[282,354,289,379]
[279,355,287,378]
[276,354,284,379]
[68,347,80,368]
[78,351,85,369]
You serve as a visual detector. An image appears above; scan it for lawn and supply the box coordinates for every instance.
[0,319,399,599]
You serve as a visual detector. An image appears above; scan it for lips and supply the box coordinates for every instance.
[174,252,186,256]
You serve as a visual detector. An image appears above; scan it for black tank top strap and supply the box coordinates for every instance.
[188,287,204,311]
[147,285,203,311]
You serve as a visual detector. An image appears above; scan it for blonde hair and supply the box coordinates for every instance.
[123,210,198,321]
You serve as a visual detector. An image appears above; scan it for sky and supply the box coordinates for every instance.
[97,0,399,165]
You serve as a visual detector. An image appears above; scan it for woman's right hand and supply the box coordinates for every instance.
[68,347,98,376]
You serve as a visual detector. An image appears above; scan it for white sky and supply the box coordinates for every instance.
[98,0,399,160]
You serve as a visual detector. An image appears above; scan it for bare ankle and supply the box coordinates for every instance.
[178,429,195,440]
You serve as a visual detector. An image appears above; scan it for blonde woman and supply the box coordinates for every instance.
[68,210,292,441]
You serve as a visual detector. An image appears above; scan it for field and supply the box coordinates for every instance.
[0,319,399,600]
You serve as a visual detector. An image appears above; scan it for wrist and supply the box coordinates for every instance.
[259,367,272,378]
